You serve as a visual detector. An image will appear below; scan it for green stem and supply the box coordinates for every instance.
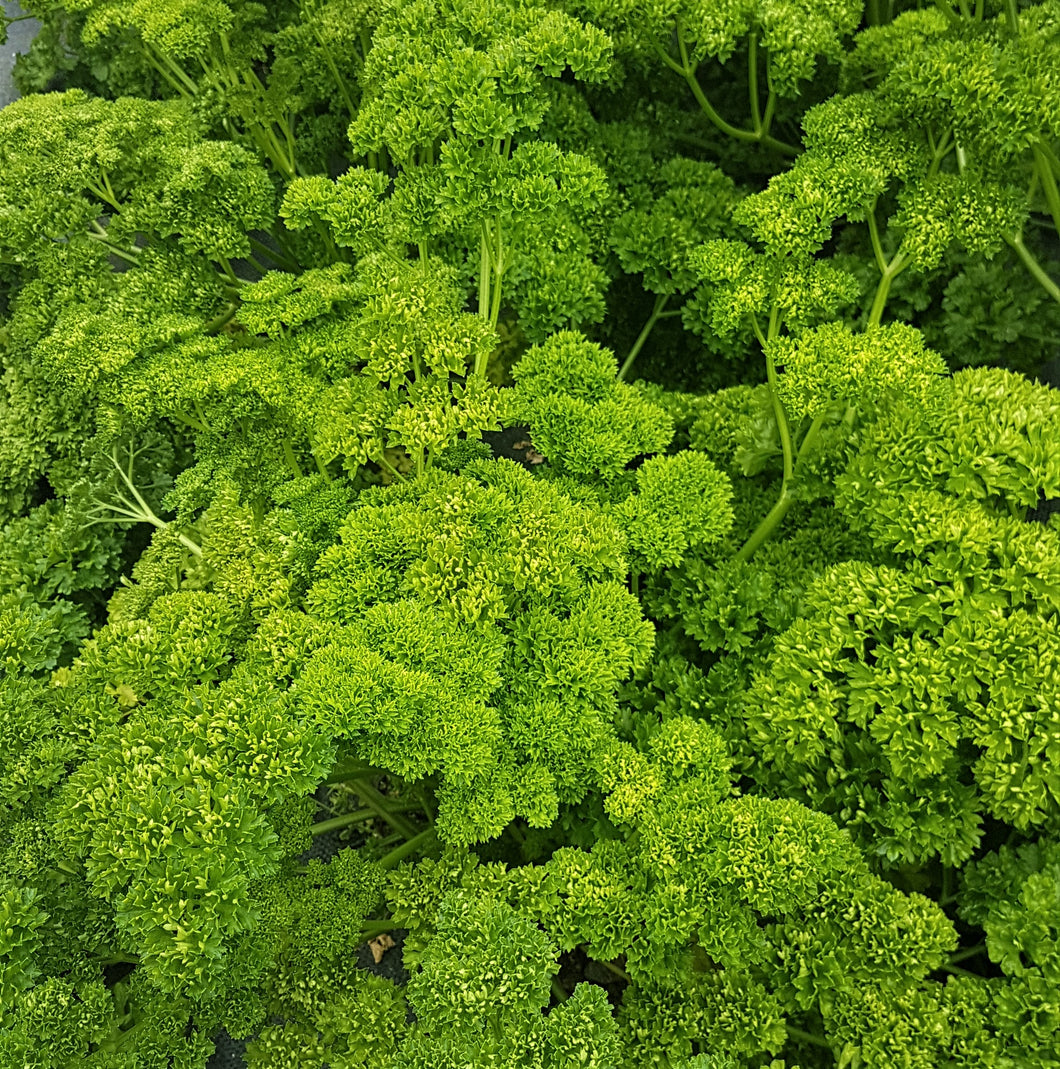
[85,180,122,213]
[866,204,889,275]
[795,408,829,466]
[598,959,630,982]
[378,827,437,869]
[352,781,421,839]
[939,962,980,978]
[98,170,119,209]
[282,440,304,479]
[309,437,334,483]
[146,42,199,96]
[868,250,909,326]
[101,1016,148,1053]
[655,29,798,156]
[734,487,794,565]
[933,0,961,24]
[764,337,793,484]
[170,410,210,434]
[87,232,141,265]
[1033,144,1060,239]
[245,236,299,273]
[1038,140,1060,176]
[734,406,828,563]
[1007,233,1060,307]
[551,977,569,1003]
[322,761,379,784]
[377,452,407,482]
[217,255,241,286]
[748,33,762,133]
[948,944,987,964]
[359,919,397,939]
[203,303,239,335]
[619,293,671,381]
[105,448,204,556]
[786,1026,832,1050]
[1005,0,1019,33]
[760,86,778,139]
[927,129,953,179]
[489,216,505,328]
[478,221,492,325]
[312,808,379,836]
[310,21,358,121]
[265,225,304,269]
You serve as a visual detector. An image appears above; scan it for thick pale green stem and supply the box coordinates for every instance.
[323,761,379,784]
[352,780,421,839]
[146,42,199,96]
[948,944,987,964]
[765,348,794,484]
[282,440,304,479]
[311,809,375,835]
[378,827,437,869]
[866,206,889,275]
[93,476,203,557]
[489,216,505,327]
[868,250,909,327]
[310,801,416,837]
[1005,0,1020,32]
[203,303,239,334]
[478,221,492,323]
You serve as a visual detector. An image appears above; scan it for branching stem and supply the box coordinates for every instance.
[653,27,798,156]
[90,445,203,556]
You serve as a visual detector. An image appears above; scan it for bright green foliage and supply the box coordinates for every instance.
[841,5,1060,174]
[576,0,861,98]
[0,973,114,1069]
[956,840,1060,1063]
[386,715,962,1066]
[612,156,743,297]
[333,0,614,338]
[0,90,273,262]
[0,882,48,1005]
[770,321,948,423]
[687,239,860,342]
[303,254,504,470]
[32,490,338,998]
[301,459,654,843]
[234,846,387,1048]
[613,451,734,570]
[511,331,674,480]
[730,369,1060,866]
[2,0,1060,1065]
[249,889,621,1069]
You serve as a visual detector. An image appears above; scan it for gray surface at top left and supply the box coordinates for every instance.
[2,1,41,107]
